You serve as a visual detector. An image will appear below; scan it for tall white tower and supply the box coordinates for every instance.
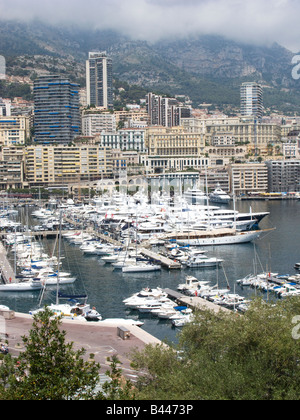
[86,52,113,109]
[240,82,263,120]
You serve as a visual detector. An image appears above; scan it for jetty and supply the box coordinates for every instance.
[163,288,231,314]
[139,248,181,270]
[0,242,16,284]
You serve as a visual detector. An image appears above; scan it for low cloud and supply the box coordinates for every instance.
[1,0,300,51]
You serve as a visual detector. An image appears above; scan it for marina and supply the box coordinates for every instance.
[0,194,299,342]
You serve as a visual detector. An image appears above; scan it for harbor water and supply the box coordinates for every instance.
[1,199,300,343]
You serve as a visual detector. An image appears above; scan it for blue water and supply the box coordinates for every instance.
[1,200,300,343]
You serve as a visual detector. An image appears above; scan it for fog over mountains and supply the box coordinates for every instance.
[1,19,300,113]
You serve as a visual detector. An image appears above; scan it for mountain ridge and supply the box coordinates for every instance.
[0,20,300,113]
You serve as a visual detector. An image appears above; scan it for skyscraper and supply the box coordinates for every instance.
[86,52,113,109]
[33,75,81,144]
[240,82,263,120]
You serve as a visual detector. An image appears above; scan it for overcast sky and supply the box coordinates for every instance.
[1,0,300,52]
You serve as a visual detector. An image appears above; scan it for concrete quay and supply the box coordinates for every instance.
[0,242,16,284]
[1,312,162,380]
[163,288,232,314]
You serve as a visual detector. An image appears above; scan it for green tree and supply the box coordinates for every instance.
[131,298,300,400]
[0,308,102,400]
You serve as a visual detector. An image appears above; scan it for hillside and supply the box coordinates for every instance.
[0,20,300,114]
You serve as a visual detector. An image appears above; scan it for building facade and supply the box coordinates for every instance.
[143,126,206,173]
[101,128,147,153]
[0,98,11,117]
[0,116,30,146]
[86,52,113,109]
[82,112,116,136]
[33,75,81,144]
[146,93,191,127]
[229,163,269,195]
[240,82,263,120]
[25,144,112,187]
[266,160,300,192]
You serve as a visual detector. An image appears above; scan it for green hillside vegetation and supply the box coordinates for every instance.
[1,21,300,113]
[0,81,33,101]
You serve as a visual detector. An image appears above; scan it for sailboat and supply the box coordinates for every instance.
[30,212,102,322]
[120,213,162,273]
[0,229,43,292]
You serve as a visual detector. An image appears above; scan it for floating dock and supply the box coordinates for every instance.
[163,288,231,314]
[139,248,182,270]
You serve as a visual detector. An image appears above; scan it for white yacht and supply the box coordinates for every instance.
[30,300,102,322]
[177,276,210,292]
[0,279,42,292]
[174,227,265,246]
[185,255,223,268]
[183,188,208,204]
[209,184,231,204]
[122,262,161,273]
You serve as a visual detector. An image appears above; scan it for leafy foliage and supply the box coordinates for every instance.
[0,308,134,400]
[131,298,300,400]
[0,81,33,101]
[0,308,102,400]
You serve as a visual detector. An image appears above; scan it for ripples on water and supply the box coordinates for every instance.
[2,200,300,343]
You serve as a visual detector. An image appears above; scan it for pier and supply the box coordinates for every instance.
[0,242,16,284]
[163,288,232,314]
[139,248,182,270]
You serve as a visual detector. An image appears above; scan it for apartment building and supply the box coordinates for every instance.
[146,93,191,127]
[0,116,30,146]
[25,145,112,187]
[0,98,11,117]
[266,160,300,192]
[228,163,269,195]
[0,160,25,190]
[240,82,263,120]
[86,52,113,109]
[82,112,116,136]
[199,167,230,192]
[101,128,147,153]
[114,109,149,127]
[33,75,81,144]
[206,120,280,152]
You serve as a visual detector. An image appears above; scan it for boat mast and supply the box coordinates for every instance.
[205,165,211,231]
[56,211,63,305]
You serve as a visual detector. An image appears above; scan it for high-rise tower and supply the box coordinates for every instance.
[33,75,80,144]
[240,82,263,120]
[86,52,113,109]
